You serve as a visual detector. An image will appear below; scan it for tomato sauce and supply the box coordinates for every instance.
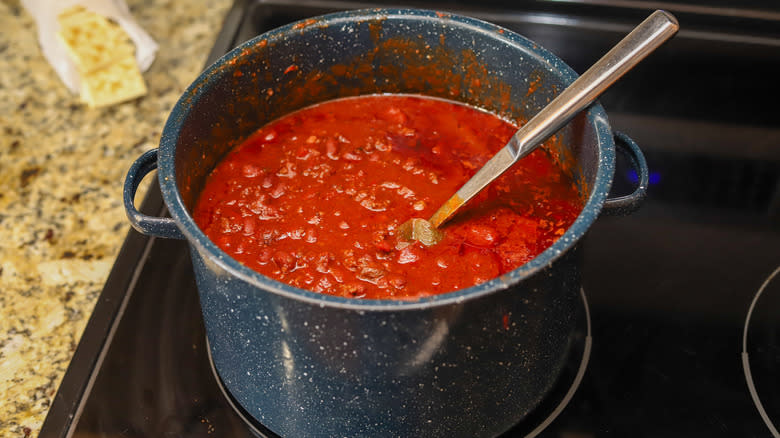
[193,95,582,299]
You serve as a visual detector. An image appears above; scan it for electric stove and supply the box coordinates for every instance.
[40,0,780,436]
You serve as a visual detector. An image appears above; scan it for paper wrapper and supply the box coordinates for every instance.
[21,0,158,96]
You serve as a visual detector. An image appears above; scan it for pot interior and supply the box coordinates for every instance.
[168,10,600,215]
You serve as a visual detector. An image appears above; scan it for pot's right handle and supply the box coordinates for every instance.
[123,149,185,240]
[602,131,649,215]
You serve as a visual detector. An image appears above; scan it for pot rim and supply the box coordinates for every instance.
[157,8,615,311]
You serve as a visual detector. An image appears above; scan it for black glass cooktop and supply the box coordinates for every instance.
[40,0,780,436]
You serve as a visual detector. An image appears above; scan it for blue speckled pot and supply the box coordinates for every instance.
[124,9,647,437]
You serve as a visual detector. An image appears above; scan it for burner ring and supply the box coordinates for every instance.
[742,264,780,438]
[523,287,593,437]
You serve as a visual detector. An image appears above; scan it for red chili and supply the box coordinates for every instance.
[194,95,582,299]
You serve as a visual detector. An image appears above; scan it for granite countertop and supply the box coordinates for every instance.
[0,0,232,435]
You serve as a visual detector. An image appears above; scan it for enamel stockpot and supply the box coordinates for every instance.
[124,9,647,437]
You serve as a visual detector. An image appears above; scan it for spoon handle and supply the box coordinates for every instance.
[428,10,679,229]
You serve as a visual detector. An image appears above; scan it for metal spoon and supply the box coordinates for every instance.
[398,9,679,245]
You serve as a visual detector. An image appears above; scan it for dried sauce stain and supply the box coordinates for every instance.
[367,16,386,45]
[235,14,523,131]
[292,18,318,30]
[526,74,541,97]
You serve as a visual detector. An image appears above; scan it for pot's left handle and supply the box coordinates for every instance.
[123,149,186,240]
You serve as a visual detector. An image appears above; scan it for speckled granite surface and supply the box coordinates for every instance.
[0,0,232,435]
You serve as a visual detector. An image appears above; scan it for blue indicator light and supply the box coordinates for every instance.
[627,169,661,185]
